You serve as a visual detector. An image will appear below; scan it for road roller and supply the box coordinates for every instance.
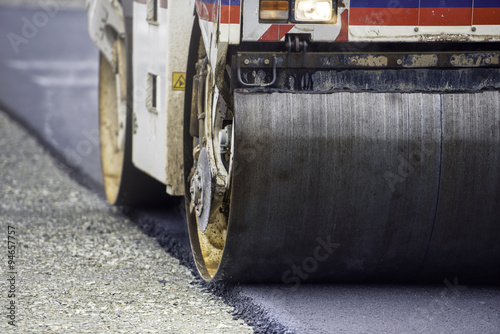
[86,0,500,283]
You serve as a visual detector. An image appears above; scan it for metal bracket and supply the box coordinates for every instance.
[237,54,277,87]
[286,34,309,67]
[86,0,125,64]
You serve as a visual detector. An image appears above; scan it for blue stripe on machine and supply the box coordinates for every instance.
[349,0,497,8]
[420,0,472,8]
[350,0,419,8]
[474,0,500,7]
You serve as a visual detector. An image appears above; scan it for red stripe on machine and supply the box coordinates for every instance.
[259,24,295,41]
[350,7,498,26]
[473,8,500,25]
[349,8,419,25]
[420,7,472,26]
[335,10,349,41]
[220,4,241,24]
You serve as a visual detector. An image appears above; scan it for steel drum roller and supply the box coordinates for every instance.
[192,90,500,283]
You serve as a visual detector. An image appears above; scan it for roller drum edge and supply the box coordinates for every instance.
[213,90,500,283]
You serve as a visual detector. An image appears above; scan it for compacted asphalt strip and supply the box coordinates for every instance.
[1,2,499,334]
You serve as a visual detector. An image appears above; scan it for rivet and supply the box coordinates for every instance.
[397,59,403,65]
[414,27,419,32]
[471,26,477,32]
[485,58,491,64]
[244,59,250,65]
[264,59,270,65]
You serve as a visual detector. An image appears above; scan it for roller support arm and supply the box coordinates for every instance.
[86,0,125,64]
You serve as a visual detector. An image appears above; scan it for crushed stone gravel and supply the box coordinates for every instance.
[0,110,254,333]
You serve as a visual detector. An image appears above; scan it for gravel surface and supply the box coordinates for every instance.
[0,110,253,333]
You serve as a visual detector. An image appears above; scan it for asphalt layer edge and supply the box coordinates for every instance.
[130,207,293,334]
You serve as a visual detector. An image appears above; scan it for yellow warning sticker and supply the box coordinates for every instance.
[172,72,186,91]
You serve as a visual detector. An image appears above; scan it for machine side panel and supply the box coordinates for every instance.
[132,0,195,195]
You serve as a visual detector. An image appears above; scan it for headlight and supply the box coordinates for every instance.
[294,0,333,22]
